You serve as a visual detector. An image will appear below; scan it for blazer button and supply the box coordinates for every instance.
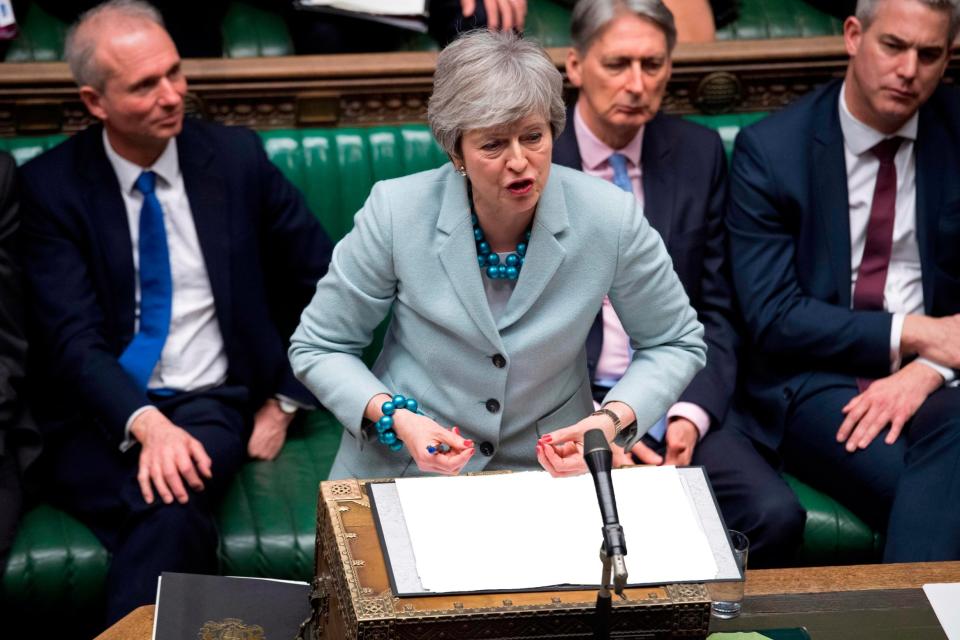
[485,398,501,413]
[492,354,507,368]
[479,441,495,456]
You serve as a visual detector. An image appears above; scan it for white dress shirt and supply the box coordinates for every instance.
[103,132,229,440]
[838,84,954,384]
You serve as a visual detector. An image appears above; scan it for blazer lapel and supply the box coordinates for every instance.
[812,100,853,306]
[436,171,504,351]
[915,104,945,312]
[79,127,137,344]
[640,116,675,246]
[498,172,569,330]
[177,122,234,342]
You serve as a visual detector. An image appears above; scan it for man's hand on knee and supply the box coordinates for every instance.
[247,398,296,461]
[130,408,213,505]
[836,361,944,453]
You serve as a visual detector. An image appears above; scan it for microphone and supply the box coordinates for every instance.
[583,429,627,558]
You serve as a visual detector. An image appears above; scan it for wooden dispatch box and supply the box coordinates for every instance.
[303,478,711,640]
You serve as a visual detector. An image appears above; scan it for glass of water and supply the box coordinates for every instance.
[709,529,749,619]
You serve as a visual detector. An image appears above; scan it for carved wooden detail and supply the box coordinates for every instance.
[2,37,957,136]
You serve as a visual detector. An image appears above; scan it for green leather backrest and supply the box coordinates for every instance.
[260,126,449,242]
[1,115,765,242]
[2,0,846,62]
[2,2,66,62]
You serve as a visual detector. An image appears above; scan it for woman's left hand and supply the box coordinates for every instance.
[536,413,618,478]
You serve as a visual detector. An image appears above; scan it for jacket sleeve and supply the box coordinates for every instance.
[603,190,707,446]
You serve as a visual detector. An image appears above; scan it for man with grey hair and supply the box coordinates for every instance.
[18,0,332,622]
[728,0,960,561]
[553,0,805,567]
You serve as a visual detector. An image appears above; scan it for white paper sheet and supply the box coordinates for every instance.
[395,466,719,593]
[923,583,960,640]
[297,0,426,15]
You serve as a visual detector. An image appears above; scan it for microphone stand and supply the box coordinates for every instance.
[594,530,628,640]
[583,428,629,640]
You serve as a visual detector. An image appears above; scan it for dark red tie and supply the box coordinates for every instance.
[853,136,902,392]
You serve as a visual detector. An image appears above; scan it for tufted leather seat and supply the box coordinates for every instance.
[0,118,879,632]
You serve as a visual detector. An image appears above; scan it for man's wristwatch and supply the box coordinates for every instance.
[277,397,299,416]
[590,407,622,436]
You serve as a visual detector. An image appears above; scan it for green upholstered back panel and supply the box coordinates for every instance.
[2,2,66,62]
[221,1,294,58]
[0,134,68,163]
[260,126,448,242]
[717,0,842,40]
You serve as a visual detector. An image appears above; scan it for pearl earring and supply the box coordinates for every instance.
[457,165,467,177]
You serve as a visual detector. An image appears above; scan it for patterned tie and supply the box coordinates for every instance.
[608,153,634,194]
[607,152,666,440]
[853,137,902,392]
[118,171,173,391]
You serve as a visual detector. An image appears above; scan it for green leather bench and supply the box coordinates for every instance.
[2,0,842,62]
[0,118,879,635]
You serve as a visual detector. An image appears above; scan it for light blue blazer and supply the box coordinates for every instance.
[290,163,706,479]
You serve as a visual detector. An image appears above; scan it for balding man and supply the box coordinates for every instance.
[19,0,332,621]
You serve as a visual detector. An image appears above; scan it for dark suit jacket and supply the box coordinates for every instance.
[553,108,739,427]
[727,79,960,448]
[1,151,41,570]
[18,120,333,446]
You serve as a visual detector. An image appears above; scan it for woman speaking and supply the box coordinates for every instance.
[289,30,705,480]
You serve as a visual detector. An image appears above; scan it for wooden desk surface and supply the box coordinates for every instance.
[96,562,960,640]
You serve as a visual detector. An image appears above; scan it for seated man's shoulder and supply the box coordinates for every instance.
[742,80,842,143]
[649,112,722,147]
[179,118,261,155]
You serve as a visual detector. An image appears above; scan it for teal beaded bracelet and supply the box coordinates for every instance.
[376,394,420,452]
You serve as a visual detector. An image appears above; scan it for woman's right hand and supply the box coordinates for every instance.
[393,412,475,475]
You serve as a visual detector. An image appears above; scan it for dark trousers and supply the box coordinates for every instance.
[782,374,960,562]
[41,385,248,625]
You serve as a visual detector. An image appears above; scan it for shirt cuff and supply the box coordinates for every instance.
[890,312,905,372]
[121,405,157,452]
[275,393,314,411]
[667,402,711,440]
[915,357,955,386]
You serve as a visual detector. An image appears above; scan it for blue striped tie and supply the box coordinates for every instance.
[118,171,173,390]
[608,153,634,194]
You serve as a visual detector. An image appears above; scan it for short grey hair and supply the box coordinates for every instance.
[856,0,960,44]
[571,0,678,56]
[65,0,166,91]
[428,30,566,158]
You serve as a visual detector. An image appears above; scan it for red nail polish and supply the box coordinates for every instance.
[540,435,552,443]
[452,426,461,435]
[463,439,474,447]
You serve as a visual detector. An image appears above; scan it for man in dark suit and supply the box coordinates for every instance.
[0,151,40,578]
[18,0,332,622]
[554,0,804,567]
[728,0,960,561]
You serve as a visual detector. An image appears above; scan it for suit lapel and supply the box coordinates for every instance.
[498,172,569,330]
[915,103,944,312]
[640,116,675,246]
[177,122,234,342]
[79,127,137,343]
[436,171,504,351]
[812,94,853,307]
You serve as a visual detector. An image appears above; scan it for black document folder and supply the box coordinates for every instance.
[153,572,310,640]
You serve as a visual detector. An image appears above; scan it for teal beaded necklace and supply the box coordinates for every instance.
[473,214,529,280]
